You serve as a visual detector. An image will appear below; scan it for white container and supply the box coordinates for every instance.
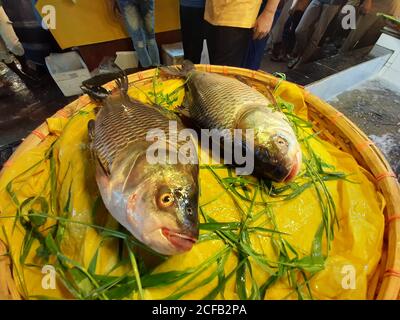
[45,51,91,97]
[114,51,139,70]
[161,42,184,66]
[200,39,210,65]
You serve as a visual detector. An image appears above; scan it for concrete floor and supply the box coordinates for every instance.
[0,63,75,165]
[328,78,400,180]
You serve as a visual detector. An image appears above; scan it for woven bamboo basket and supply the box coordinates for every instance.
[0,65,399,300]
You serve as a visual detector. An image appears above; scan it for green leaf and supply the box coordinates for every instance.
[200,222,241,231]
[45,234,59,255]
[141,269,195,288]
[88,247,100,275]
[236,255,248,300]
[126,243,144,299]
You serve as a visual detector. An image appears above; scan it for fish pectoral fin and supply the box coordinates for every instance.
[96,155,111,178]
[87,119,98,163]
[88,119,96,141]
[177,96,191,118]
[234,75,252,87]
[111,141,152,191]
[264,90,278,109]
[93,107,101,115]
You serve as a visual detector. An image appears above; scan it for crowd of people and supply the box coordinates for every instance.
[180,0,400,70]
[1,0,399,98]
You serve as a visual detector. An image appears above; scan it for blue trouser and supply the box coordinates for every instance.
[242,1,281,70]
[116,0,160,67]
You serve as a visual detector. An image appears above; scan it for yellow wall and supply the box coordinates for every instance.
[36,0,180,49]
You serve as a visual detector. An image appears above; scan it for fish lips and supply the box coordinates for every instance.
[253,150,302,182]
[161,227,198,252]
[283,151,302,182]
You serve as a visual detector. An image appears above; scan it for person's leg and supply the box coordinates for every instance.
[340,13,378,52]
[180,5,205,64]
[355,18,385,49]
[242,36,269,70]
[288,0,321,67]
[205,21,216,64]
[298,4,341,64]
[117,0,152,68]
[138,0,160,66]
[270,0,294,46]
[244,0,280,69]
[292,0,321,56]
[281,14,294,58]
[285,10,304,55]
[211,26,252,67]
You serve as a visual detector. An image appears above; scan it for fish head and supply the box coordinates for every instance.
[238,106,302,182]
[253,129,302,182]
[117,155,199,255]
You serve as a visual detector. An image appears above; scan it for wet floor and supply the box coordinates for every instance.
[328,78,400,180]
[0,63,76,165]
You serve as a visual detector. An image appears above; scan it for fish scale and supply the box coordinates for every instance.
[93,97,185,172]
[187,72,271,130]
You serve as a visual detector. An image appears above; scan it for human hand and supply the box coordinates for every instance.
[10,43,24,57]
[253,11,274,40]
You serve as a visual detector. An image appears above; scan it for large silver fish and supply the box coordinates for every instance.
[83,73,199,255]
[162,61,302,182]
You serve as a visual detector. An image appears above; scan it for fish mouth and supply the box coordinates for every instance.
[284,151,302,182]
[161,227,197,252]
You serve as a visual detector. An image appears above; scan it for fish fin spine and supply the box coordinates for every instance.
[160,60,195,78]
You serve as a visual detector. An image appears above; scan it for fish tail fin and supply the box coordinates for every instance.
[81,63,130,101]
[81,83,111,102]
[160,60,195,78]
[113,63,129,96]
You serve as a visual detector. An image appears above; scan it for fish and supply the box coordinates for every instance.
[161,61,302,182]
[82,71,199,255]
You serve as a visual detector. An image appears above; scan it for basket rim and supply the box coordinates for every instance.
[0,64,399,300]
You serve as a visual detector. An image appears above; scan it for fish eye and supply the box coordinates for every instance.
[276,136,288,146]
[158,193,174,208]
[272,135,289,150]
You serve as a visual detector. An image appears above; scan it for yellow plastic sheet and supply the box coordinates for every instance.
[0,79,385,300]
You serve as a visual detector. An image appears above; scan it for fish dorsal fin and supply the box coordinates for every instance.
[234,75,278,109]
